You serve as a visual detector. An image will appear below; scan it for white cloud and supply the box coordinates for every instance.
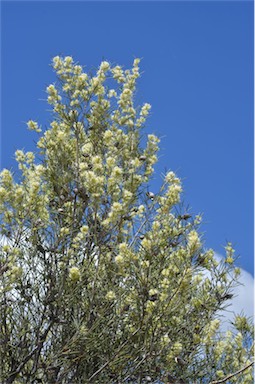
[228,267,254,318]
[214,253,254,330]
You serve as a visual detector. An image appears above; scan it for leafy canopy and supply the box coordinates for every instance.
[0,56,253,383]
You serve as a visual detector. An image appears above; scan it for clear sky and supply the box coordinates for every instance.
[1,1,254,277]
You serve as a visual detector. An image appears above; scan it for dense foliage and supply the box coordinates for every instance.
[0,57,253,383]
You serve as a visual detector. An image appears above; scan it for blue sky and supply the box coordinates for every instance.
[1,1,253,276]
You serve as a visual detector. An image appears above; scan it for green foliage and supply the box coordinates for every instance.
[0,57,253,383]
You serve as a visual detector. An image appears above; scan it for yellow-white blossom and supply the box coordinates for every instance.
[161,334,170,345]
[187,230,201,251]
[172,342,183,355]
[115,255,124,265]
[69,267,81,282]
[99,61,110,71]
[141,237,152,250]
[105,291,116,301]
[149,288,158,296]
[27,120,41,133]
[140,103,151,117]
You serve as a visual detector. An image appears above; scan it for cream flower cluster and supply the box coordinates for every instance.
[41,56,160,212]
[187,230,201,252]
[69,266,81,282]
[27,120,41,133]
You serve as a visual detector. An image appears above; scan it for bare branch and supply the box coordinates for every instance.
[210,361,254,384]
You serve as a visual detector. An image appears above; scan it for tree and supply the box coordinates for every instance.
[0,56,253,384]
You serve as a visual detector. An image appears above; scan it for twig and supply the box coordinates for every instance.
[6,346,39,384]
[123,352,149,382]
[88,327,141,381]
[6,321,54,383]
[210,361,254,384]
[129,217,148,248]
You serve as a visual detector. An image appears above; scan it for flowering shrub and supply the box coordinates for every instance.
[0,57,253,383]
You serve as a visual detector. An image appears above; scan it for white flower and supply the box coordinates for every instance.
[119,242,128,253]
[140,103,151,117]
[100,61,110,71]
[52,56,62,69]
[69,267,80,282]
[161,334,170,345]
[148,134,160,143]
[108,89,117,98]
[165,171,176,183]
[149,288,158,296]
[64,56,73,66]
[80,225,89,234]
[188,230,201,251]
[133,58,141,66]
[115,255,124,265]
[105,291,116,301]
[27,120,41,133]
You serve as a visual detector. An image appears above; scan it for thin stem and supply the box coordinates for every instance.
[210,361,254,384]
[88,327,141,382]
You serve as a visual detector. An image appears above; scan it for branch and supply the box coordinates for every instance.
[210,361,254,384]
[123,352,149,382]
[88,327,141,381]
[128,200,156,249]
[6,346,39,384]
[6,321,54,383]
